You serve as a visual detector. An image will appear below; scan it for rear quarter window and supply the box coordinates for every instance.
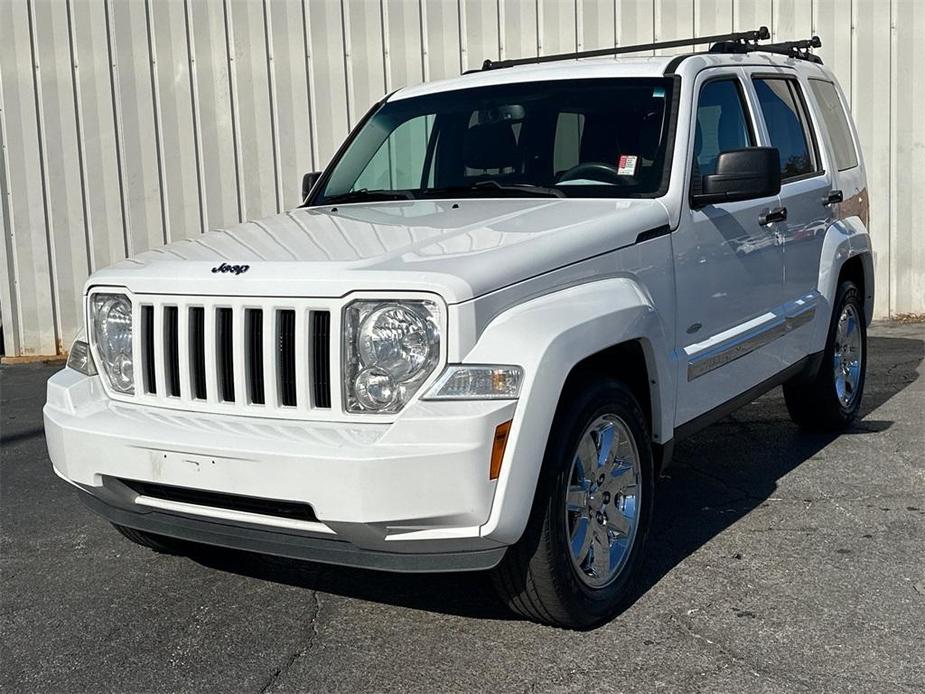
[809,79,859,171]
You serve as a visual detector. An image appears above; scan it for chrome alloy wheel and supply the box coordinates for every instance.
[833,303,863,408]
[564,414,641,589]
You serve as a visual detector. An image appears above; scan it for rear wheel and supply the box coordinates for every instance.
[784,280,867,430]
[111,523,187,554]
[492,380,654,629]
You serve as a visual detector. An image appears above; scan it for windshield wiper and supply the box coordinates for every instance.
[322,188,416,205]
[423,180,565,199]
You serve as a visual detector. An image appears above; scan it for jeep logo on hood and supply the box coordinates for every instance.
[211,262,250,275]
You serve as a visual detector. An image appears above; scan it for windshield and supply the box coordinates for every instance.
[311,78,676,205]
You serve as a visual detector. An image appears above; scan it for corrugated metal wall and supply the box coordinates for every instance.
[1,0,923,357]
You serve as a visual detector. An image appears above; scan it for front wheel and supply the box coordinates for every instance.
[491,380,654,629]
[784,280,867,430]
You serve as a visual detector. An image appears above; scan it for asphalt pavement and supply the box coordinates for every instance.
[2,322,923,694]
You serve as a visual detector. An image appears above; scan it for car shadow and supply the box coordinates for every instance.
[188,333,923,622]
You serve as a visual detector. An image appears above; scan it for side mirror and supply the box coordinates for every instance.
[301,171,322,201]
[691,147,781,208]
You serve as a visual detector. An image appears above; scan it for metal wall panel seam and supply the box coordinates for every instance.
[419,0,430,81]
[457,0,468,72]
[64,0,94,275]
[613,0,620,46]
[575,0,582,51]
[222,0,246,222]
[340,0,355,129]
[183,0,208,235]
[104,0,132,257]
[536,0,544,55]
[143,0,171,245]
[380,0,392,91]
[499,0,507,59]
[262,0,284,213]
[26,0,62,349]
[301,0,320,173]
[0,67,23,355]
[888,0,896,316]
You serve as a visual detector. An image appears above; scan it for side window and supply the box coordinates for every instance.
[693,79,754,178]
[753,77,819,180]
[809,79,858,171]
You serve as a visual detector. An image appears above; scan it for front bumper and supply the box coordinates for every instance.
[44,368,517,572]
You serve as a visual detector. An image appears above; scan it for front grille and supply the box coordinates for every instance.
[120,478,319,523]
[136,298,332,416]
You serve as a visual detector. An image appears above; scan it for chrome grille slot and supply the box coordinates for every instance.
[277,309,297,407]
[141,305,156,394]
[163,306,180,397]
[127,295,337,419]
[216,308,235,403]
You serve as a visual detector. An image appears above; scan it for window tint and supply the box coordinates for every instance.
[694,79,754,177]
[753,78,818,179]
[809,80,858,171]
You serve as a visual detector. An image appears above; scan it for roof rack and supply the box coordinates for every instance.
[477,26,824,71]
[724,36,824,64]
[479,26,769,71]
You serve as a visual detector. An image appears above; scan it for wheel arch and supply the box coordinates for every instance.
[463,278,674,545]
[817,217,874,328]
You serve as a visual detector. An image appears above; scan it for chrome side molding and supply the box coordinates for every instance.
[687,303,816,381]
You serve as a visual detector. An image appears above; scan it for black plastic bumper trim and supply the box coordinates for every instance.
[78,492,507,574]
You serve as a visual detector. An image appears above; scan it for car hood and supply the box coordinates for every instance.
[90,199,669,303]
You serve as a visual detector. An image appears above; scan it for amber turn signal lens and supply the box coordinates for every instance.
[490,420,512,480]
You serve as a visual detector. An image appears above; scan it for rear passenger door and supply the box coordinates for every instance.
[749,73,833,317]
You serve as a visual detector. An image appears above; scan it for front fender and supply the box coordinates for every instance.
[462,278,674,545]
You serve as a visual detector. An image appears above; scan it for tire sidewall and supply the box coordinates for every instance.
[824,282,867,422]
[537,380,655,626]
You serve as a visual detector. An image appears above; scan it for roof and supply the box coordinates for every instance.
[389,50,829,102]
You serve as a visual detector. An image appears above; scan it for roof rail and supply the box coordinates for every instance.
[478,26,770,71]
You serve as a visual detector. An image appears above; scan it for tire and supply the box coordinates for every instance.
[491,379,655,629]
[784,280,867,430]
[111,523,187,554]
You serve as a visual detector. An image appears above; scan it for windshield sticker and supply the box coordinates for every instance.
[617,155,638,176]
[653,86,666,98]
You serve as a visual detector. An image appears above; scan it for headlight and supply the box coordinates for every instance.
[343,300,440,412]
[90,293,134,394]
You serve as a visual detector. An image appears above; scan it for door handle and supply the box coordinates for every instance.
[823,189,844,206]
[759,206,787,225]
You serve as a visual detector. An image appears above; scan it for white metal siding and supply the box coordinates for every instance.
[1,0,922,357]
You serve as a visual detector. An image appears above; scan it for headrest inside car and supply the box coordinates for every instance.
[464,122,518,171]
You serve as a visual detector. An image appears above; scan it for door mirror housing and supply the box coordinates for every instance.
[302,171,322,201]
[691,147,781,208]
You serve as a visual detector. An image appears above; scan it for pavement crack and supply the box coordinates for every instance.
[666,613,815,692]
[258,590,322,694]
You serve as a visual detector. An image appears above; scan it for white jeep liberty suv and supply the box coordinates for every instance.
[45,29,873,628]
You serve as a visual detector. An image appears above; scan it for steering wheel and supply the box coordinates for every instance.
[557,162,628,185]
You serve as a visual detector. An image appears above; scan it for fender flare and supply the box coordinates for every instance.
[814,217,874,349]
[461,278,675,545]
